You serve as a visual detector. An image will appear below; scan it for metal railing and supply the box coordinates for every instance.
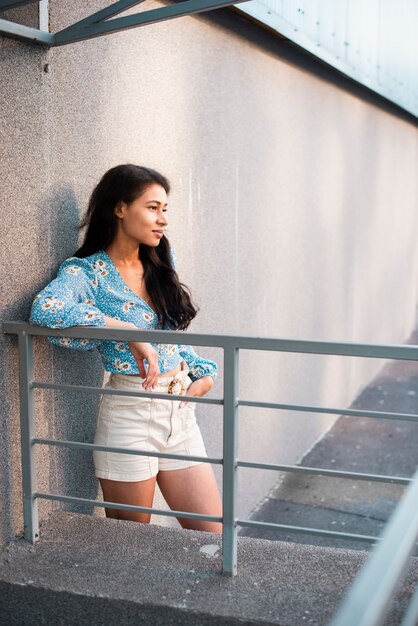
[3,321,418,582]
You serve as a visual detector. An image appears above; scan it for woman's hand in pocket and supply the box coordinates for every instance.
[179,375,214,408]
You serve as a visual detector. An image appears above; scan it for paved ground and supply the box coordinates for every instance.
[239,326,418,553]
[1,510,417,626]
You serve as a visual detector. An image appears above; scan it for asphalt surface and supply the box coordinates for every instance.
[239,326,418,552]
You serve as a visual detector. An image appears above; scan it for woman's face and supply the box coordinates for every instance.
[115,183,169,247]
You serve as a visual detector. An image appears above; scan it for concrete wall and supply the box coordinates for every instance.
[1,1,417,544]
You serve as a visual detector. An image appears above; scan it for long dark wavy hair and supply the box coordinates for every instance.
[73,164,199,331]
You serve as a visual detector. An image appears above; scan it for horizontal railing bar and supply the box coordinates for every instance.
[5,321,418,361]
[34,492,222,522]
[238,399,418,423]
[30,381,418,419]
[33,439,410,484]
[237,519,380,543]
[32,438,222,464]
[237,460,411,485]
[31,381,223,405]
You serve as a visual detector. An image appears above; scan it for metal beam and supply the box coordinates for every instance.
[56,0,147,34]
[54,0,251,46]
[0,0,39,9]
[0,16,53,45]
[38,0,48,31]
[0,0,250,47]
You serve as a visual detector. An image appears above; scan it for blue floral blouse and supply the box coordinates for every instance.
[28,248,218,382]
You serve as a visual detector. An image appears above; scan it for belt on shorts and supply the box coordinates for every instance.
[110,363,190,395]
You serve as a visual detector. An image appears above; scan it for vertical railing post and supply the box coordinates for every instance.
[222,343,239,576]
[18,330,39,542]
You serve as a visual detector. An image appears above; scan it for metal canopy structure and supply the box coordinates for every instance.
[0,0,416,119]
[0,0,251,47]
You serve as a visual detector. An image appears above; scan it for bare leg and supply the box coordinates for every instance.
[157,464,223,533]
[98,476,157,523]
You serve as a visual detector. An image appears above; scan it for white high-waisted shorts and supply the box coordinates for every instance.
[93,364,208,481]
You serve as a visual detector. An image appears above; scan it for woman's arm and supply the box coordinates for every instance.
[103,316,134,329]
[178,344,218,383]
[29,257,106,351]
[178,345,217,408]
[102,317,160,388]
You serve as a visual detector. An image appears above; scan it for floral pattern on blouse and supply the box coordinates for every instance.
[28,248,218,382]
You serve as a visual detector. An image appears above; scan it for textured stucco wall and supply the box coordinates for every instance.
[1,1,417,544]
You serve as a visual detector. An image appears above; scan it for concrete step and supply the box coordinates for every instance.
[0,510,417,625]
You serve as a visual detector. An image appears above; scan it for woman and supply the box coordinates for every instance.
[29,163,222,533]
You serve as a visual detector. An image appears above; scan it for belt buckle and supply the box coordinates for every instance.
[167,377,187,396]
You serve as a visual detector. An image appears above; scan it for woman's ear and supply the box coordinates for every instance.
[114,200,126,218]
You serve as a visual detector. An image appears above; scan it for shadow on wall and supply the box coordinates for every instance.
[37,185,106,519]
[2,186,106,548]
